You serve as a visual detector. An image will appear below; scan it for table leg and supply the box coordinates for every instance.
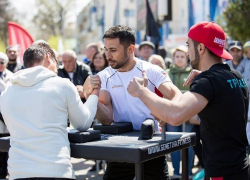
[182,148,189,180]
[135,162,144,180]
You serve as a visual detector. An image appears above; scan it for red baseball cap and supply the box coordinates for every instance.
[188,21,233,60]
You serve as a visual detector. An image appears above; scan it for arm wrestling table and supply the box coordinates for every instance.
[0,131,196,180]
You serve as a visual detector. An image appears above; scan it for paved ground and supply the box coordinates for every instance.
[72,155,201,180]
[0,155,201,180]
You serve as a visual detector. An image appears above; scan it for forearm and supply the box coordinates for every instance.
[70,94,98,131]
[138,88,189,126]
[95,102,113,125]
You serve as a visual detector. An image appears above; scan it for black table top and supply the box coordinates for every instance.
[0,131,196,164]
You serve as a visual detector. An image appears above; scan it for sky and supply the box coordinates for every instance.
[10,0,91,23]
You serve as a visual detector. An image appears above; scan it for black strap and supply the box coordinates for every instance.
[0,112,5,125]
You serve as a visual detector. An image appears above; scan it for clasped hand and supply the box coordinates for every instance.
[83,75,101,99]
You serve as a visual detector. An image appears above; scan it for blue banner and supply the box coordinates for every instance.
[210,0,218,21]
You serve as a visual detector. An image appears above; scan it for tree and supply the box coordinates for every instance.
[33,0,74,41]
[0,0,16,46]
[219,0,250,42]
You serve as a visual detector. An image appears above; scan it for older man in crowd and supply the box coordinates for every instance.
[226,41,244,71]
[58,49,92,102]
[83,43,100,66]
[139,41,155,61]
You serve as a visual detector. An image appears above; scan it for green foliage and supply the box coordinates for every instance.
[47,36,60,50]
[0,0,16,46]
[219,0,250,42]
[0,38,6,52]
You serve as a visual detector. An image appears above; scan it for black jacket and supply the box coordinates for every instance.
[57,62,92,102]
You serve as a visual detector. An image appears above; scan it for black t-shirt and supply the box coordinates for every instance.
[190,63,249,177]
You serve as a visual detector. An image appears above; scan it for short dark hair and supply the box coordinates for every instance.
[103,25,135,48]
[23,42,57,68]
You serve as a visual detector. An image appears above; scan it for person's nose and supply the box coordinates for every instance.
[106,51,112,59]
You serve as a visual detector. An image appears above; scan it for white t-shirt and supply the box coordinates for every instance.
[98,59,171,130]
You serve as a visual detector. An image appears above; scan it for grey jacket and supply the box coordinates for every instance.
[226,57,250,121]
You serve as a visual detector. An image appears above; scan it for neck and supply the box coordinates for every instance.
[142,56,149,61]
[117,56,136,72]
[176,64,187,69]
[232,58,242,67]
[95,66,103,71]
[199,55,222,71]
[8,60,16,64]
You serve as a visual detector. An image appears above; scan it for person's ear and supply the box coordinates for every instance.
[128,45,135,55]
[199,43,206,54]
[45,53,51,64]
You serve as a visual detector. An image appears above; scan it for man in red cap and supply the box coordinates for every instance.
[127,21,249,179]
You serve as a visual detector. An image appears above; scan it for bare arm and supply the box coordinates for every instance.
[95,90,114,125]
[158,81,182,101]
[127,74,208,126]
[189,115,200,125]
[83,76,113,125]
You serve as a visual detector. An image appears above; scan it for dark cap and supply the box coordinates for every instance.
[229,41,243,51]
[139,41,155,50]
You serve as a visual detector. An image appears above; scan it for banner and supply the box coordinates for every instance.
[8,21,34,61]
[145,0,161,52]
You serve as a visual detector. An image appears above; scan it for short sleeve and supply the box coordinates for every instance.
[97,70,108,91]
[147,65,172,88]
[190,73,214,101]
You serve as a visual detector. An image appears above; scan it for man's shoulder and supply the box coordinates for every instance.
[50,76,75,89]
[98,66,116,78]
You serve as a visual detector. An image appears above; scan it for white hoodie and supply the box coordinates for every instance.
[0,66,98,180]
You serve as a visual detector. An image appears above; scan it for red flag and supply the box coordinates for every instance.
[8,21,34,62]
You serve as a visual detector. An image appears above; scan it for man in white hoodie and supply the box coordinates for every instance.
[0,42,101,180]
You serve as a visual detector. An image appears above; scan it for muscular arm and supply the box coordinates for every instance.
[137,89,207,126]
[158,81,182,101]
[95,90,114,125]
[127,75,208,126]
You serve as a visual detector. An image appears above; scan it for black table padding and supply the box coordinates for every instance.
[93,122,133,134]
[70,131,196,163]
[67,129,101,143]
[0,131,196,164]
[0,136,10,152]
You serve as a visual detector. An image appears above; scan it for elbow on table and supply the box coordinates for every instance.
[74,124,90,132]
[100,119,113,126]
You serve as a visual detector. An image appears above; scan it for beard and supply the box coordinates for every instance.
[190,48,200,70]
[108,53,129,69]
[9,58,17,62]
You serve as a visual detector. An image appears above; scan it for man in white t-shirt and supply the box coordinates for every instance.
[84,25,182,180]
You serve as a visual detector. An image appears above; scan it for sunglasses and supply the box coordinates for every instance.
[229,41,243,47]
[0,62,5,65]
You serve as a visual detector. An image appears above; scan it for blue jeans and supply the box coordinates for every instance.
[166,123,194,175]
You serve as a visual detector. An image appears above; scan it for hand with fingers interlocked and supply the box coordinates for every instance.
[83,75,101,99]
